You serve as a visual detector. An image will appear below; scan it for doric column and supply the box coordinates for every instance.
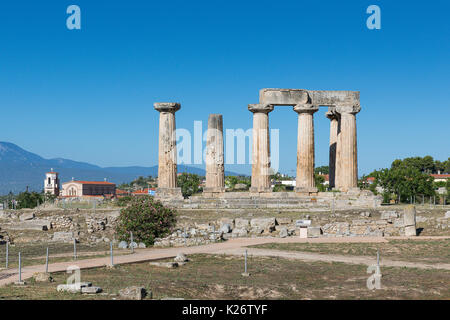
[326,108,338,189]
[335,105,360,192]
[154,102,183,199]
[294,104,319,193]
[335,114,342,190]
[204,114,225,194]
[248,103,274,193]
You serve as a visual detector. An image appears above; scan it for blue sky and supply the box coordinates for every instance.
[0,0,449,176]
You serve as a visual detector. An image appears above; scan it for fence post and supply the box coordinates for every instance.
[110,242,114,267]
[18,252,22,283]
[73,238,77,260]
[130,231,134,253]
[45,247,49,273]
[5,242,8,269]
[245,249,248,274]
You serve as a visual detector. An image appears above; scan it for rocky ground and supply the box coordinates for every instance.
[0,205,449,248]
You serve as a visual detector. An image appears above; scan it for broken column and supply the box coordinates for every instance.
[154,102,183,199]
[326,107,338,189]
[248,103,274,193]
[294,103,319,193]
[204,114,225,195]
[404,205,417,236]
[335,105,360,192]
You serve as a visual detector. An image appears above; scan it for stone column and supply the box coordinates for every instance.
[335,105,360,192]
[326,108,338,189]
[248,104,274,193]
[335,114,342,190]
[204,114,225,194]
[154,102,183,199]
[294,104,319,193]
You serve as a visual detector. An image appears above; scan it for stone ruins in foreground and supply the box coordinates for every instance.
[154,88,381,209]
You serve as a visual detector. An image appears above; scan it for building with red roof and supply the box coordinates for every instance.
[61,179,116,198]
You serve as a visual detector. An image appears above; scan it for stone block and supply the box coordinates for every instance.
[20,212,35,221]
[405,225,417,237]
[33,272,53,283]
[381,211,398,219]
[250,218,276,232]
[82,286,102,294]
[119,286,147,300]
[232,228,248,237]
[9,220,51,231]
[219,223,232,234]
[276,217,292,225]
[174,253,188,263]
[403,206,416,227]
[234,218,250,229]
[307,227,321,238]
[52,232,74,242]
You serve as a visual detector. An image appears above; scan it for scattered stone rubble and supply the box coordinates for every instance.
[57,282,102,294]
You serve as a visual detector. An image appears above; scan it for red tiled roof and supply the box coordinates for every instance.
[366,177,376,181]
[430,174,450,179]
[68,181,116,185]
[131,188,156,195]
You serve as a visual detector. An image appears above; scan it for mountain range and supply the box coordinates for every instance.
[0,142,238,195]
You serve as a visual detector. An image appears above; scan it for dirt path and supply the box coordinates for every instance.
[213,247,450,271]
[0,236,448,287]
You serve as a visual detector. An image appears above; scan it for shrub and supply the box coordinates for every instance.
[273,184,286,192]
[115,196,177,246]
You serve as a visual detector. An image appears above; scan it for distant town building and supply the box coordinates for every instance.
[430,174,450,183]
[61,179,116,198]
[44,169,60,196]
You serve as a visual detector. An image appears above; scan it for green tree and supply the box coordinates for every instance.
[314,166,329,175]
[115,196,176,246]
[371,165,434,203]
[16,191,43,209]
[177,173,201,198]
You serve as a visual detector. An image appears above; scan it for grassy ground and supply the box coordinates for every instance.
[0,242,132,269]
[0,254,448,300]
[251,239,450,264]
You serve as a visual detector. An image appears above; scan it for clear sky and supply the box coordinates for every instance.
[0,0,449,176]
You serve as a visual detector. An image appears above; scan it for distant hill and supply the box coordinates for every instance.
[0,142,239,195]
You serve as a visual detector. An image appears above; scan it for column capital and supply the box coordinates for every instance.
[248,103,274,114]
[335,104,361,115]
[326,107,339,120]
[293,104,319,114]
[154,102,181,113]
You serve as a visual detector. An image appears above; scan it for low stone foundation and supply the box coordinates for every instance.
[158,190,382,210]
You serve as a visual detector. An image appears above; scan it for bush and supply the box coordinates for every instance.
[273,184,286,192]
[177,173,201,198]
[115,196,177,246]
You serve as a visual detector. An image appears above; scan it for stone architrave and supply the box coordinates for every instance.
[335,104,360,192]
[326,107,338,189]
[248,104,274,193]
[294,104,319,193]
[154,102,183,199]
[204,114,225,194]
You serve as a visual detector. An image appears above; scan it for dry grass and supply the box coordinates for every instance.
[0,254,448,300]
[251,239,450,264]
